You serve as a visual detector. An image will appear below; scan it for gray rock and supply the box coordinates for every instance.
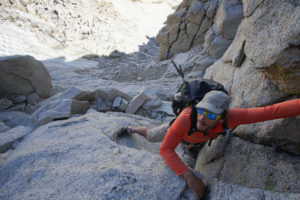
[0,111,33,128]
[195,53,215,68]
[0,55,52,98]
[0,126,33,153]
[222,29,246,67]
[231,40,245,67]
[109,50,125,58]
[204,26,232,59]
[157,45,169,61]
[208,179,300,200]
[168,30,191,60]
[156,0,243,61]
[241,0,300,94]
[214,0,243,40]
[196,17,213,43]
[1,0,299,198]
[95,87,131,102]
[206,0,219,19]
[203,59,298,150]
[30,87,93,126]
[196,137,300,193]
[0,150,13,167]
[172,50,198,71]
[142,61,169,80]
[204,59,286,108]
[196,132,230,166]
[96,97,111,112]
[0,97,13,111]
[112,96,128,112]
[0,121,10,133]
[8,95,26,104]
[26,93,41,105]
[242,0,264,17]
[30,98,89,127]
[71,100,89,115]
[156,28,169,46]
[143,96,162,110]
[6,103,26,112]
[24,104,37,115]
[186,1,205,25]
[42,86,94,105]
[0,112,187,200]
[165,10,185,25]
[186,22,200,39]
[233,115,300,155]
[152,101,175,116]
[168,23,181,44]
[112,97,122,108]
[260,45,300,94]
[156,0,218,60]
[126,92,148,114]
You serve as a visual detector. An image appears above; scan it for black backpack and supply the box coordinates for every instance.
[171,78,229,138]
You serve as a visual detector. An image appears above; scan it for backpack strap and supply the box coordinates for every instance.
[221,120,229,136]
[187,104,198,136]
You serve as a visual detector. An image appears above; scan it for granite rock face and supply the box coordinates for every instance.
[203,0,300,155]
[207,179,300,200]
[156,0,243,60]
[0,55,53,98]
[0,112,187,200]
[195,137,300,193]
[0,0,299,199]
[233,0,300,95]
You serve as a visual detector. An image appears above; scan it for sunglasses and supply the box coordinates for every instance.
[197,108,221,120]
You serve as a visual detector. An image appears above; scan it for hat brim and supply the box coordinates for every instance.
[196,102,224,114]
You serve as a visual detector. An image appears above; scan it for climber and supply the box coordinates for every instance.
[115,91,300,199]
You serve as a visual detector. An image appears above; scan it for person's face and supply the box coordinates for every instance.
[196,108,224,133]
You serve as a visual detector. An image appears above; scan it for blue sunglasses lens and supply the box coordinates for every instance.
[206,112,217,120]
[197,108,218,120]
[198,108,204,115]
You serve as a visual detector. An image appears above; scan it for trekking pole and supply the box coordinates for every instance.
[171,60,185,82]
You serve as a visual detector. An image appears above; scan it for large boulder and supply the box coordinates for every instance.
[30,86,93,127]
[195,137,300,193]
[214,0,243,40]
[0,111,33,128]
[0,55,53,98]
[204,25,232,59]
[207,179,300,200]
[0,111,188,200]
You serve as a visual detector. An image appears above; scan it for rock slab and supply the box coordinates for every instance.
[0,112,187,200]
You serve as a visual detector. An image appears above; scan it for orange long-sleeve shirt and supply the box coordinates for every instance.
[159,99,300,176]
